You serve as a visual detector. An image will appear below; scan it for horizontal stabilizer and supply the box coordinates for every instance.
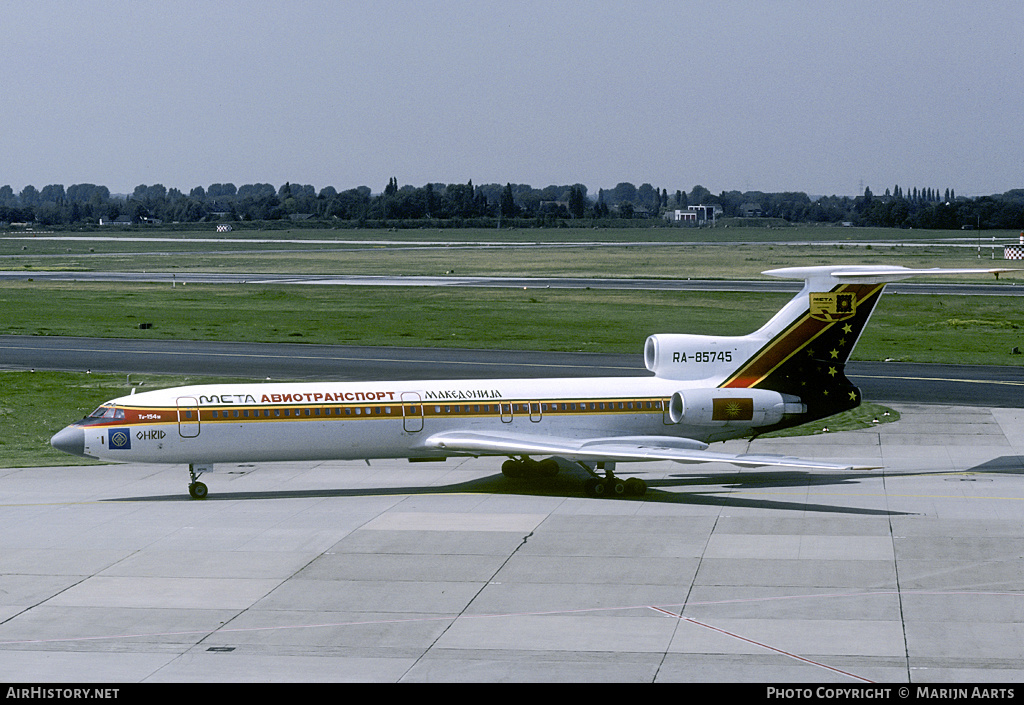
[764,265,1018,285]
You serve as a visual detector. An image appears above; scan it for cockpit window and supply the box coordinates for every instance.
[88,405,125,420]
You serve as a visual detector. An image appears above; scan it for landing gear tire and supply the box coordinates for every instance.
[187,463,210,500]
[582,465,647,499]
[188,481,208,500]
[624,478,647,496]
[535,458,560,477]
[585,478,646,498]
[502,457,560,480]
[501,459,525,478]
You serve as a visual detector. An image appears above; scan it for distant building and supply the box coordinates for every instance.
[739,203,763,218]
[665,209,699,224]
[216,224,233,233]
[681,204,721,223]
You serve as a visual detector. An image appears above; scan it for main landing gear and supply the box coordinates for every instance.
[501,457,560,479]
[580,461,647,498]
[188,463,210,500]
[501,457,647,498]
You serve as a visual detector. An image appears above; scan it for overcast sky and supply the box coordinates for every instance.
[2,0,1021,198]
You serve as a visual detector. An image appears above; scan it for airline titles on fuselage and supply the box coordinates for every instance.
[192,391,396,406]
[190,388,505,407]
[423,389,503,401]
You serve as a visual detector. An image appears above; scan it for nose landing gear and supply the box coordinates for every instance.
[187,463,211,500]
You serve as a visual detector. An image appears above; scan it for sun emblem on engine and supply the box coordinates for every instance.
[712,397,754,421]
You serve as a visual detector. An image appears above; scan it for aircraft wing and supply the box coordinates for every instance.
[421,430,879,472]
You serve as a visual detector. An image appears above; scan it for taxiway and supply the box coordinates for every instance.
[1,270,1022,297]
[3,335,1024,407]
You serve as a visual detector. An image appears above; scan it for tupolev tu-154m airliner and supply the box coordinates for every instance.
[50,265,1012,499]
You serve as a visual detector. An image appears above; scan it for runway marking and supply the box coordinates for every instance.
[647,605,874,683]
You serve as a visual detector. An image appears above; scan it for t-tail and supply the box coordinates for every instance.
[644,265,1014,434]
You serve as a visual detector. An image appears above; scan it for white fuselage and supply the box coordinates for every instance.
[71,374,762,465]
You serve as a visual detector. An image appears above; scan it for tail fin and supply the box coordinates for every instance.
[724,265,1014,425]
[645,265,1014,429]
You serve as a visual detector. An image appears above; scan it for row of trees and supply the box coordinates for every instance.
[1,180,1022,230]
[853,186,1024,230]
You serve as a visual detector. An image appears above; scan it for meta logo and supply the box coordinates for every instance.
[108,429,132,450]
[137,430,166,441]
[809,292,857,322]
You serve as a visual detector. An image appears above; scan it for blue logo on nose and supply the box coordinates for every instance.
[109,429,131,450]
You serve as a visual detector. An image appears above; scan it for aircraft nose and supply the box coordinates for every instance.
[50,426,86,457]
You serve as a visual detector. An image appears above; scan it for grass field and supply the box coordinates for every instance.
[2,281,1023,364]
